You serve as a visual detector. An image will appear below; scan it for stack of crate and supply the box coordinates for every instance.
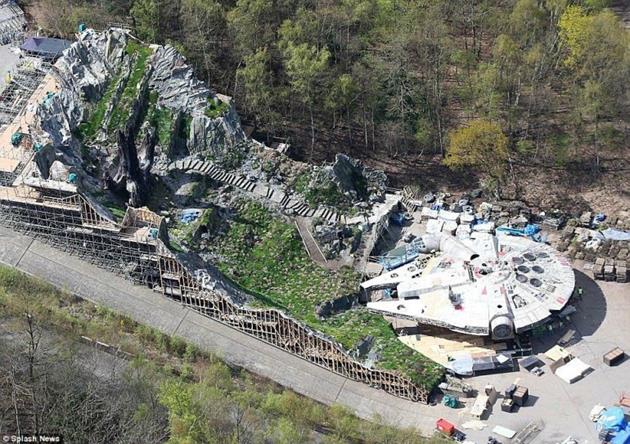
[616,260,627,283]
[593,258,605,280]
[604,260,616,281]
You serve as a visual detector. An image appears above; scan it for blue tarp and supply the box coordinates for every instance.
[180,209,202,224]
[496,224,541,240]
[524,224,541,235]
[612,429,630,444]
[598,407,628,432]
[602,228,630,241]
[389,212,406,226]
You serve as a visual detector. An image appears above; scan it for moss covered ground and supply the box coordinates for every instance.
[77,71,122,140]
[205,96,230,119]
[205,199,443,389]
[77,40,154,141]
[108,42,153,131]
[146,90,174,149]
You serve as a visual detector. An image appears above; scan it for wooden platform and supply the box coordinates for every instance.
[399,328,506,366]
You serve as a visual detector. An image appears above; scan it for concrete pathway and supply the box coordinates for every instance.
[1,225,628,441]
[295,217,328,265]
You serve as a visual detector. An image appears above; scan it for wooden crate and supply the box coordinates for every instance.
[513,386,529,406]
[603,347,625,366]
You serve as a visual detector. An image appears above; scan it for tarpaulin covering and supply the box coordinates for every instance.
[556,358,591,383]
[447,355,474,376]
[612,429,630,444]
[598,406,628,432]
[602,228,630,241]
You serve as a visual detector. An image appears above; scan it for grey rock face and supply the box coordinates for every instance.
[56,29,127,101]
[150,46,245,160]
[328,153,387,202]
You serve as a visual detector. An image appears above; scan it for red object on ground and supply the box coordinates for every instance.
[436,418,455,435]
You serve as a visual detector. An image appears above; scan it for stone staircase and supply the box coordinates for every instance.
[169,159,341,223]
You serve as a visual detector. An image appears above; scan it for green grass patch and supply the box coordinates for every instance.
[170,207,219,246]
[292,171,311,194]
[209,201,358,320]
[108,205,127,221]
[303,181,345,207]
[77,71,122,140]
[146,90,173,149]
[205,96,230,119]
[292,171,348,208]
[206,200,443,389]
[108,42,153,131]
[100,198,126,221]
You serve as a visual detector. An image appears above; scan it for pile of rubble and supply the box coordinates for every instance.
[556,210,630,283]
[407,189,630,283]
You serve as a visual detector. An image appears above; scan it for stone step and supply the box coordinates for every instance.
[244,182,256,192]
[183,159,193,170]
[191,160,203,171]
[200,163,213,174]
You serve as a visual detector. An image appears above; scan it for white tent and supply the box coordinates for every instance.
[556,358,592,383]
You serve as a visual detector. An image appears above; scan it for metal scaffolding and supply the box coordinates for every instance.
[0,60,50,127]
[0,0,26,45]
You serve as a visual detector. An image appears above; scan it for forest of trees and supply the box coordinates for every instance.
[25,0,630,190]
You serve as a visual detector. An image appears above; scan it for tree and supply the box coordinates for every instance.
[237,48,279,136]
[444,119,509,196]
[131,0,160,42]
[228,0,280,59]
[281,41,330,157]
[326,73,359,138]
[180,0,227,86]
[158,379,205,443]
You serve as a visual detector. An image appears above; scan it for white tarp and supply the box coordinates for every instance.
[545,345,571,362]
[438,209,460,223]
[469,395,489,418]
[421,206,438,219]
[425,218,444,234]
[556,358,592,383]
[493,425,516,438]
[473,222,495,232]
[442,220,458,235]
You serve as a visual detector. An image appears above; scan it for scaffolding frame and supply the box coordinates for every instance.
[0,0,26,45]
[0,60,51,126]
[0,183,430,402]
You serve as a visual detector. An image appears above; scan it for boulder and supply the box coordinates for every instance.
[48,160,72,181]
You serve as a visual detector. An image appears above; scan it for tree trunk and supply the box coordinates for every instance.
[309,103,316,161]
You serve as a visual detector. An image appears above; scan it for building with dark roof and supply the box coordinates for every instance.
[21,36,71,60]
